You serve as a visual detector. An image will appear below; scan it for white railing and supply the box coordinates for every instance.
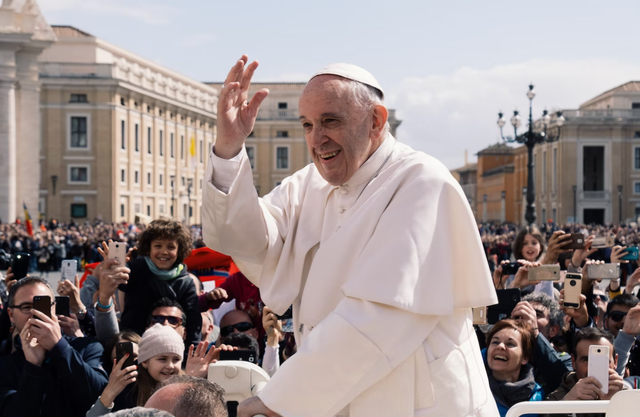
[256,109,299,120]
[40,63,115,79]
[506,400,608,417]
[563,109,640,119]
[580,190,611,200]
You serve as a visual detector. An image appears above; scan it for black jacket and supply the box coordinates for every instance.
[0,335,108,417]
[119,257,201,348]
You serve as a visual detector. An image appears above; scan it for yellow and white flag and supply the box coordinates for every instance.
[189,136,196,169]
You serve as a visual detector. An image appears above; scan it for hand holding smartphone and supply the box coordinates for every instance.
[60,260,77,282]
[528,265,561,281]
[55,296,70,317]
[116,342,136,369]
[588,345,610,395]
[11,253,30,280]
[108,242,127,269]
[32,295,52,319]
[563,273,582,308]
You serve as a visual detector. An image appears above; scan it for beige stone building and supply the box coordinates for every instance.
[533,81,640,225]
[39,25,218,224]
[205,82,403,197]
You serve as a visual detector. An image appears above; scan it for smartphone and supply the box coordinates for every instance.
[32,295,51,319]
[115,341,135,369]
[564,233,585,250]
[501,262,521,276]
[564,273,582,308]
[487,289,521,325]
[276,306,293,320]
[61,260,77,282]
[472,307,488,325]
[587,263,620,280]
[11,252,30,280]
[55,295,70,317]
[591,237,615,249]
[108,241,127,268]
[588,345,610,395]
[218,349,258,364]
[528,264,561,281]
[620,246,640,261]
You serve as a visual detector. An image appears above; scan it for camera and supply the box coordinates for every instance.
[0,250,11,270]
[570,279,577,286]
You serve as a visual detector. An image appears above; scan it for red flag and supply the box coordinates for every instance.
[23,203,33,237]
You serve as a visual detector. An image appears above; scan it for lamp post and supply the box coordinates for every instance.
[170,175,175,218]
[187,178,193,226]
[497,85,565,225]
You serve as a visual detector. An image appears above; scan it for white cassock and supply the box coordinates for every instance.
[202,135,500,417]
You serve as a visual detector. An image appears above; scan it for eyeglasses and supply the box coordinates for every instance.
[220,321,254,338]
[608,310,628,323]
[8,302,34,314]
[151,315,183,328]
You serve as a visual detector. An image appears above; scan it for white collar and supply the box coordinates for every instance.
[339,134,395,188]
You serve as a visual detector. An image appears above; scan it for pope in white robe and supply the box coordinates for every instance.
[202,56,500,417]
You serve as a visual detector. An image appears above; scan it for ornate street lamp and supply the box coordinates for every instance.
[497,84,565,225]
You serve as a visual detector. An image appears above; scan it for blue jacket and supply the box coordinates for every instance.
[482,348,545,417]
[0,334,108,417]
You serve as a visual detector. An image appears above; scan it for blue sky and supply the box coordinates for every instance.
[39,0,640,168]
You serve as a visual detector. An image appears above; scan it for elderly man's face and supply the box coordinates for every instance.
[299,75,382,186]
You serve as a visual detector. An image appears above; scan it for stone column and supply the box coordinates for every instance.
[0,80,16,222]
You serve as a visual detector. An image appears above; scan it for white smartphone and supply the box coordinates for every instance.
[564,273,582,308]
[591,237,615,249]
[472,307,487,325]
[587,263,620,280]
[61,260,77,282]
[528,265,561,281]
[588,345,610,395]
[108,241,127,268]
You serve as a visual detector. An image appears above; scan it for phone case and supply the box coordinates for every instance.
[502,263,521,275]
[116,342,135,369]
[565,234,585,250]
[564,275,582,308]
[487,289,522,324]
[472,307,488,325]
[33,295,51,319]
[592,237,615,249]
[587,263,620,280]
[11,253,30,280]
[620,247,640,261]
[61,260,77,282]
[55,296,70,317]
[108,242,127,267]
[528,265,561,281]
[219,349,257,364]
[588,345,610,394]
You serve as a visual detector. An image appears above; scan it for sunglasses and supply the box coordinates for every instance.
[220,321,254,337]
[608,311,628,323]
[151,315,183,328]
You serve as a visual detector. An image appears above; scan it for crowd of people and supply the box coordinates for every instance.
[2,217,640,416]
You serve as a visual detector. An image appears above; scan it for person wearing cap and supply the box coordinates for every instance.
[202,55,499,417]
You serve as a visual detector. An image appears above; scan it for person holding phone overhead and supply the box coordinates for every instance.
[202,56,499,417]
[0,277,107,417]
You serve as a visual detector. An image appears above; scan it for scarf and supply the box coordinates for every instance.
[487,363,537,408]
[144,256,184,281]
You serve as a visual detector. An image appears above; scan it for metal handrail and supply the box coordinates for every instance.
[505,400,608,417]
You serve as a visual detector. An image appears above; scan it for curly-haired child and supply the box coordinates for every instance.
[117,219,201,348]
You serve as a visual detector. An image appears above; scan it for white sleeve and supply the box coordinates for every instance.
[258,297,440,417]
[261,344,280,377]
[208,146,244,194]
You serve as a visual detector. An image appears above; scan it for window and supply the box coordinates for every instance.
[70,117,87,148]
[636,147,640,170]
[276,130,289,138]
[159,131,163,156]
[182,176,185,186]
[134,170,139,184]
[552,208,557,223]
[147,172,151,185]
[171,133,174,158]
[159,174,163,186]
[276,146,289,169]
[135,203,141,214]
[181,135,184,159]
[634,182,640,194]
[121,120,126,149]
[200,140,203,163]
[542,208,546,222]
[159,204,165,214]
[636,207,640,222]
[147,127,152,154]
[135,124,139,152]
[120,98,125,106]
[278,102,287,109]
[246,146,255,169]
[69,166,88,183]
[121,169,126,183]
[70,94,88,103]
[635,132,640,138]
[147,205,151,216]
[552,148,557,193]
[70,203,87,218]
[200,179,202,189]
[120,204,125,217]
[542,151,546,193]
[633,103,640,109]
[147,105,151,113]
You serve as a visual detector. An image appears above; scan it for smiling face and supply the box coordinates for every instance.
[299,76,386,186]
[487,328,528,382]
[142,353,182,383]
[150,239,178,270]
[522,234,542,261]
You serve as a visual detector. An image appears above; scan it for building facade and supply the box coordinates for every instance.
[205,82,403,197]
[475,143,518,223]
[39,26,218,224]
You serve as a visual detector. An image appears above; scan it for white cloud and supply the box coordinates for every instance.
[38,0,178,26]
[387,59,640,169]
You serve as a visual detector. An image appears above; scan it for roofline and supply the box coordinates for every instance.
[580,81,640,108]
[51,25,94,38]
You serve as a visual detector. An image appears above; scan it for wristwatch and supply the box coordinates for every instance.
[76,308,87,320]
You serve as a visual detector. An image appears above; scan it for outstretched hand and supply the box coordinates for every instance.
[215,55,270,159]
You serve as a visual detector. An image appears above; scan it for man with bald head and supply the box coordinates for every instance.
[202,56,498,417]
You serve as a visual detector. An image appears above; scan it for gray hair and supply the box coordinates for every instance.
[104,407,174,417]
[342,78,391,138]
[523,292,565,328]
[154,374,228,417]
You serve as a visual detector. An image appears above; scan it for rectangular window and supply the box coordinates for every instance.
[542,208,546,222]
[181,135,184,159]
[278,102,288,109]
[147,127,152,154]
[147,205,151,216]
[182,176,185,186]
[633,103,640,109]
[552,208,557,223]
[70,203,87,218]
[159,131,163,156]
[121,169,125,183]
[147,172,151,185]
[200,140,203,163]
[70,117,88,148]
[171,133,174,158]
[159,174,163,186]
[134,170,139,184]
[70,167,88,182]
[552,148,557,192]
[159,204,165,214]
[276,146,289,169]
[635,182,640,194]
[135,203,141,214]
[276,130,289,138]
[636,148,640,170]
[70,94,88,103]
[542,151,546,193]
[246,146,255,169]
[120,204,125,217]
[121,120,126,149]
[135,124,139,152]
